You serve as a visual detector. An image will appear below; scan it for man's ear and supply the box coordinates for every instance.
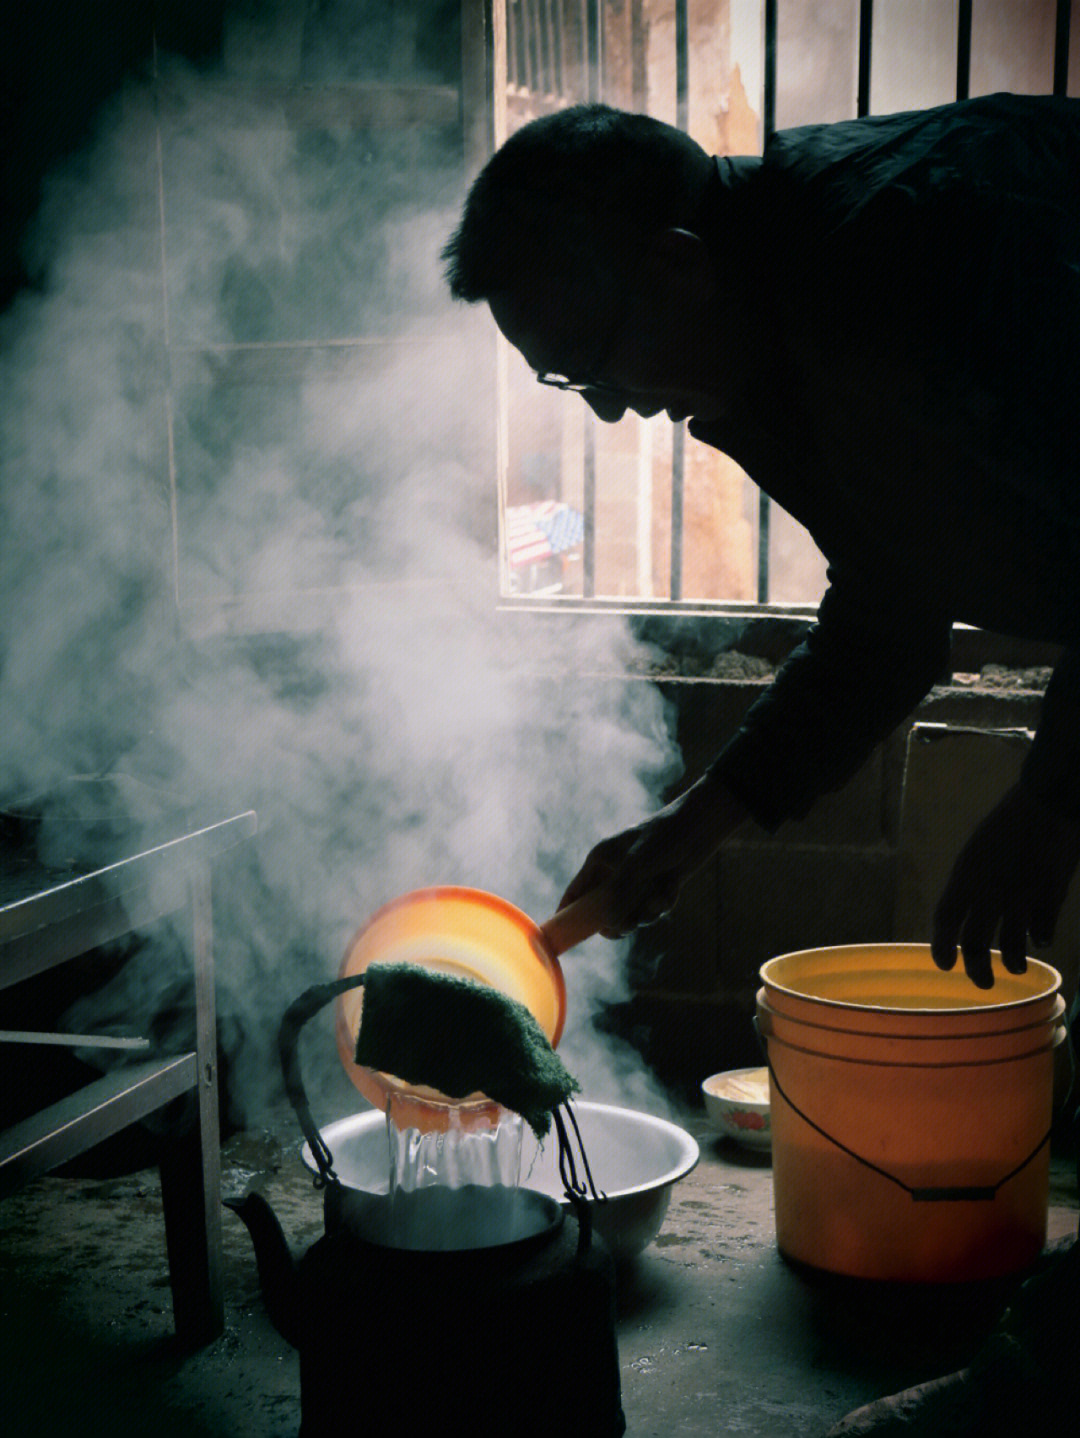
[654,227,708,267]
[649,227,713,296]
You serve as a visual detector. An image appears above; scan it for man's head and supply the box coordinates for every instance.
[442,104,723,424]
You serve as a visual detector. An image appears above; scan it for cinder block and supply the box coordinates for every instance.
[716,841,898,985]
[896,722,1080,1012]
[654,677,762,789]
[917,687,1043,732]
[630,838,898,1003]
[656,678,890,846]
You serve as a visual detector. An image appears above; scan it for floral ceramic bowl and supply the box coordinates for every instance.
[702,1066,771,1150]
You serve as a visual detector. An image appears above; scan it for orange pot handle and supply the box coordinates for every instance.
[538,888,608,958]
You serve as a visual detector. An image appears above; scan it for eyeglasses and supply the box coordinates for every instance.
[534,283,633,397]
[535,372,624,395]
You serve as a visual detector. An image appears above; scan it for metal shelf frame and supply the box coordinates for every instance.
[0,811,257,1347]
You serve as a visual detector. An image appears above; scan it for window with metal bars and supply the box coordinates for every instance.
[494,0,1078,616]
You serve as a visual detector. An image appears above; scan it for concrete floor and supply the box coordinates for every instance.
[1,1107,1077,1438]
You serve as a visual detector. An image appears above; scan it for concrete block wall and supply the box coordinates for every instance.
[605,674,1071,1103]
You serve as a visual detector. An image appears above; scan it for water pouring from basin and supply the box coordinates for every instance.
[384,1091,525,1194]
[383,1095,527,1250]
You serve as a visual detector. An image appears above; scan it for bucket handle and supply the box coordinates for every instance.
[753,1016,1055,1203]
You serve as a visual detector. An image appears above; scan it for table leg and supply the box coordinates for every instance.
[159,867,223,1345]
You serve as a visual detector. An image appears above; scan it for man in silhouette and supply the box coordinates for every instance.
[443,93,1080,1436]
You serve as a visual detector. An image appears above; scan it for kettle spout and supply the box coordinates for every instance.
[223,1191,299,1348]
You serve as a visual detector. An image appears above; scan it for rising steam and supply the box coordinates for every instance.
[0,45,683,1128]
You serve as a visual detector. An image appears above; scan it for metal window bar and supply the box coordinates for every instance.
[548,0,564,95]
[533,0,546,90]
[757,0,778,603]
[670,0,689,601]
[514,1,528,93]
[582,0,602,597]
[956,0,973,101]
[516,1,527,90]
[509,0,522,88]
[1055,0,1073,96]
[527,3,539,90]
[541,0,554,92]
[857,0,873,117]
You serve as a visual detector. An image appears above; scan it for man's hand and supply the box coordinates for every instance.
[931,780,1080,988]
[558,774,750,939]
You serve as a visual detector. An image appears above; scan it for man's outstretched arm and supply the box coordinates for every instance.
[560,572,953,937]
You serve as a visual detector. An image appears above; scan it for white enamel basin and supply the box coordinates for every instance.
[303,1100,699,1262]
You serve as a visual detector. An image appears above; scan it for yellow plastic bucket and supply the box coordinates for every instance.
[756,944,1067,1282]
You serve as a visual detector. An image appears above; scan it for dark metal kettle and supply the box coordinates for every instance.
[225,976,627,1437]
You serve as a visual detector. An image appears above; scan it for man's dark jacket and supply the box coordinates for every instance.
[691,92,1080,828]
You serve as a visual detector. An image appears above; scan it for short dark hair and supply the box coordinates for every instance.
[442,103,708,302]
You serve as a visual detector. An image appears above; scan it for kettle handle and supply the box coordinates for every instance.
[278,975,367,1186]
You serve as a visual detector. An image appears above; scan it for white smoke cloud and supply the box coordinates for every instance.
[0,44,684,1131]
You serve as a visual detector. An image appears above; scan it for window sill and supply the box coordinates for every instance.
[496,602,1063,683]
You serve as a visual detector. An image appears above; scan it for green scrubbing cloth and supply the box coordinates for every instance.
[354,962,579,1139]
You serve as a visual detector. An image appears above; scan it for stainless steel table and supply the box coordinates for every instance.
[0,811,257,1346]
